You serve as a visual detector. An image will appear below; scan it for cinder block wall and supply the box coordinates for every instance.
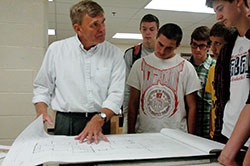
[0,0,48,145]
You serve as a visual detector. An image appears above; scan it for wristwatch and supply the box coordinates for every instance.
[98,112,107,122]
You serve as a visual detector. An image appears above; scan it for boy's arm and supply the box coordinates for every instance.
[185,92,197,134]
[127,86,140,133]
[218,104,250,165]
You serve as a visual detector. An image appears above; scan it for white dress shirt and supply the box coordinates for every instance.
[32,35,125,114]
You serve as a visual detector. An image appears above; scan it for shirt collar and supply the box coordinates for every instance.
[75,35,98,53]
[189,55,214,70]
[202,55,214,70]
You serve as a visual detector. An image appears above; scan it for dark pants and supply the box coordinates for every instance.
[54,111,110,166]
[54,111,110,136]
[213,133,228,144]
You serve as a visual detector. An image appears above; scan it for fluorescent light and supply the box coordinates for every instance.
[145,0,214,14]
[48,0,53,2]
[112,33,142,40]
[48,29,55,36]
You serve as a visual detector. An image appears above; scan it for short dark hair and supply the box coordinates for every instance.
[157,23,183,47]
[70,0,104,25]
[205,0,234,8]
[191,26,211,45]
[244,0,249,8]
[206,0,248,8]
[140,14,159,29]
[210,22,236,41]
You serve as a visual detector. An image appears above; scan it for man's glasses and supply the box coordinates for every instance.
[190,42,208,50]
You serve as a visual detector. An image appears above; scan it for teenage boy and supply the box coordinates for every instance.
[127,23,200,134]
[123,14,159,133]
[205,22,236,142]
[189,26,216,139]
[206,0,250,165]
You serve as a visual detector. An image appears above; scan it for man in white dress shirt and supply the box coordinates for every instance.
[32,0,125,144]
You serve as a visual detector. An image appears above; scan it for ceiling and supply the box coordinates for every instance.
[48,0,217,47]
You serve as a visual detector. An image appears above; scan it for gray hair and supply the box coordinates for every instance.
[70,0,104,25]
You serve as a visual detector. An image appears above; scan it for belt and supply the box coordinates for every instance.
[81,112,97,117]
[57,111,97,118]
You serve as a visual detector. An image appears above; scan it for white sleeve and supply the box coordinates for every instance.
[32,44,56,106]
[102,48,126,114]
[184,61,201,95]
[127,59,141,91]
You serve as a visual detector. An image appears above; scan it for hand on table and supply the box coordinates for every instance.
[75,114,109,144]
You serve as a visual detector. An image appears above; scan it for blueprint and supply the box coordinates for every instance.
[2,116,224,166]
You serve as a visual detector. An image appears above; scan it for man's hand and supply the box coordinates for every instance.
[35,102,53,126]
[75,114,109,144]
[37,110,53,126]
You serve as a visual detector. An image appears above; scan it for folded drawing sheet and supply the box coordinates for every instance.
[2,116,224,166]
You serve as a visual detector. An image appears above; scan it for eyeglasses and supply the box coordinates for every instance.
[190,42,208,50]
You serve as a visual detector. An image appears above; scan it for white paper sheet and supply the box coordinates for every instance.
[0,152,7,160]
[160,128,225,153]
[3,116,224,166]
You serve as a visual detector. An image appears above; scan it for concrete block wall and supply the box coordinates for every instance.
[0,0,48,145]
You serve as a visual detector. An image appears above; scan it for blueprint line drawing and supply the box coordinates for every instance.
[2,116,225,166]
